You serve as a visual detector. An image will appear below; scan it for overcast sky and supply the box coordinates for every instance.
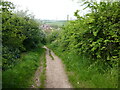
[7,0,90,20]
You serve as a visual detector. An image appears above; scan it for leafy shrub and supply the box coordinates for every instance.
[50,1,120,69]
[2,1,45,70]
[48,1,119,88]
[2,48,45,88]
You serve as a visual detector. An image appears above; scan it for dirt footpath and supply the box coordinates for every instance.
[44,46,72,88]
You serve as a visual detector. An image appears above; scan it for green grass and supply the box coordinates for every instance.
[2,47,46,88]
[49,50,54,60]
[39,49,46,88]
[46,22,65,26]
[42,20,67,26]
[48,44,118,88]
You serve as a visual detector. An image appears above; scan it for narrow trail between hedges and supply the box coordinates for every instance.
[43,46,72,88]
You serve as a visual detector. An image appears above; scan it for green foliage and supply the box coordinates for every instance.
[49,1,120,68]
[2,1,46,70]
[48,44,118,88]
[47,1,119,88]
[39,49,46,88]
[2,47,46,88]
[46,30,60,44]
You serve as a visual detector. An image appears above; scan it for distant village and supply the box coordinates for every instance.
[40,24,61,32]
[40,24,52,30]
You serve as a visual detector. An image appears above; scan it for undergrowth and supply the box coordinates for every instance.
[48,44,118,88]
[49,50,54,60]
[2,46,45,88]
[39,48,46,88]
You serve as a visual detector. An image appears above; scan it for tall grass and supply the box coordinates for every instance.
[39,48,46,88]
[48,44,118,88]
[2,47,46,88]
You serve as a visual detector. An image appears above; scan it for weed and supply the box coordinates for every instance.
[49,50,54,60]
[2,47,45,88]
[39,49,46,88]
[48,44,118,88]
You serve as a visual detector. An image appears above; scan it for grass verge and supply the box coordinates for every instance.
[2,47,45,88]
[39,48,46,88]
[48,44,118,88]
[49,50,54,60]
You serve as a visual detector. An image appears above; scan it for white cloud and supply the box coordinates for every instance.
[7,0,85,20]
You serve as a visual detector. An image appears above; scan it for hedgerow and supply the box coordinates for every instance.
[2,1,45,70]
[49,1,120,72]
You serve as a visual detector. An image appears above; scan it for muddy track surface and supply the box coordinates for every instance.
[44,46,72,88]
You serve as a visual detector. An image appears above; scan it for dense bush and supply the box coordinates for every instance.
[50,1,120,69]
[47,1,119,88]
[3,47,46,88]
[46,30,60,44]
[2,1,45,70]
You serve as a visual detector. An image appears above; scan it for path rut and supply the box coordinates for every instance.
[44,46,72,88]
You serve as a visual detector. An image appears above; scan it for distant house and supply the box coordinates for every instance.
[40,24,53,32]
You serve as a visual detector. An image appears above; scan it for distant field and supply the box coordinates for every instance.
[41,20,67,26]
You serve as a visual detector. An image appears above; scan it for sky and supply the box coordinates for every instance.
[7,0,87,20]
